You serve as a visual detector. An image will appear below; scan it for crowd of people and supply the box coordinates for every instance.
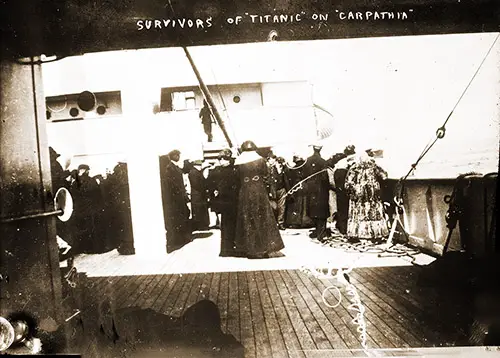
[49,138,390,259]
[160,139,390,258]
[49,147,134,256]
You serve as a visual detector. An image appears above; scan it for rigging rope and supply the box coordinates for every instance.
[400,33,499,183]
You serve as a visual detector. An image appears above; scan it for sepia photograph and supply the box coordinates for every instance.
[1,0,499,357]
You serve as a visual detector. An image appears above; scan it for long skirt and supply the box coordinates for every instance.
[235,181,284,257]
[347,199,389,240]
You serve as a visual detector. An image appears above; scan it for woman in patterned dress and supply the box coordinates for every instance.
[345,151,389,242]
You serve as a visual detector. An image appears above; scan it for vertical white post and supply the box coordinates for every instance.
[120,57,166,256]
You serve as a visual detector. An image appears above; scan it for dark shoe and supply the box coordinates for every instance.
[309,231,317,238]
[278,224,286,230]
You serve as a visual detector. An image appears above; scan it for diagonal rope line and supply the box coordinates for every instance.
[401,33,499,182]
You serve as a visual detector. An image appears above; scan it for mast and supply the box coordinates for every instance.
[182,47,234,149]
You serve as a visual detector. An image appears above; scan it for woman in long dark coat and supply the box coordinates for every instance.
[160,150,192,253]
[345,152,389,242]
[234,141,284,259]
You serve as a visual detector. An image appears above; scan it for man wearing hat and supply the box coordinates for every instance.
[304,143,332,242]
[207,149,240,256]
[160,149,192,253]
[49,147,69,191]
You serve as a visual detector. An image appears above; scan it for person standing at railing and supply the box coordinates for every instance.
[199,100,213,142]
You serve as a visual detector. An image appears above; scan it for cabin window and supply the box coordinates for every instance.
[46,91,122,122]
[160,88,199,112]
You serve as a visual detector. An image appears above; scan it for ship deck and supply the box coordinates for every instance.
[72,229,477,357]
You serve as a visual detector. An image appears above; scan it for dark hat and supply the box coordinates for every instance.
[78,164,90,170]
[240,140,258,152]
[344,145,356,155]
[217,149,233,160]
[49,147,60,158]
[168,149,181,160]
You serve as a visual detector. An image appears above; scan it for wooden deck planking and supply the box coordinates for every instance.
[280,270,333,351]
[293,271,361,351]
[247,271,273,358]
[348,269,445,345]
[381,267,473,342]
[154,274,183,313]
[238,271,256,358]
[167,273,197,317]
[227,272,241,341]
[217,272,230,333]
[134,274,167,308]
[347,273,424,347]
[208,270,221,303]
[361,268,452,339]
[196,272,213,301]
[347,270,426,347]
[183,273,205,313]
[302,272,378,349]
[119,275,156,308]
[270,270,317,352]
[262,271,306,358]
[320,272,409,349]
[106,275,136,308]
[84,265,474,358]
[145,274,177,311]
[253,271,289,358]
[286,270,352,352]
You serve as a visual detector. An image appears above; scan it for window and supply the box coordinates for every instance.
[160,87,200,112]
[172,91,196,110]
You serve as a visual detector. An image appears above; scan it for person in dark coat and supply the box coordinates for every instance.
[183,160,210,231]
[207,149,240,257]
[106,162,135,254]
[199,100,213,142]
[71,164,100,253]
[330,145,356,235]
[283,155,314,228]
[234,141,285,259]
[265,154,287,230]
[304,144,332,242]
[49,147,69,191]
[160,150,192,253]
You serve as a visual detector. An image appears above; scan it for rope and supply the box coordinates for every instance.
[285,166,331,197]
[401,33,499,182]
